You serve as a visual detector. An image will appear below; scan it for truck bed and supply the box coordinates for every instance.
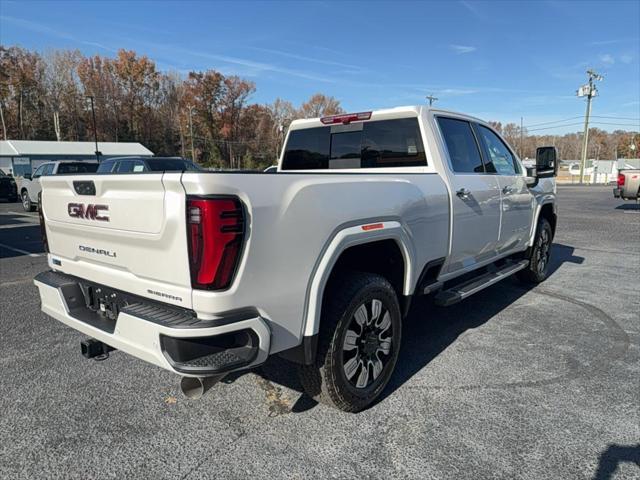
[40,170,450,354]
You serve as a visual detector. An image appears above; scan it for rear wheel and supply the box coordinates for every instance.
[517,217,553,284]
[22,191,35,212]
[298,272,402,412]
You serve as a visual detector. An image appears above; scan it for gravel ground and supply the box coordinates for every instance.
[0,186,638,479]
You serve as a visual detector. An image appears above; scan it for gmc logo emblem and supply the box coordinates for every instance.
[68,203,109,222]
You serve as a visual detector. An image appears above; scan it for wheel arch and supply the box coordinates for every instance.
[529,199,557,246]
[302,221,415,340]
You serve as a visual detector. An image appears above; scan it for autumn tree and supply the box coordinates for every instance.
[1,44,637,168]
[0,46,46,139]
[299,93,343,118]
[42,49,83,141]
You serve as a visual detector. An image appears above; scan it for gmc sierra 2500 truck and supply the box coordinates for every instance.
[34,106,558,412]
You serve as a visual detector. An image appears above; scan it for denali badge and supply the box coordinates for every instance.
[79,245,116,258]
[68,203,109,221]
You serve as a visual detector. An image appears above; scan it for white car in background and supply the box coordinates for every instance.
[568,162,594,177]
[20,160,98,211]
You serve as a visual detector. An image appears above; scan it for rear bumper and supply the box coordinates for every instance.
[34,271,271,376]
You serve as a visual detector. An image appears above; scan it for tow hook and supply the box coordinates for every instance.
[80,338,116,361]
[179,375,226,400]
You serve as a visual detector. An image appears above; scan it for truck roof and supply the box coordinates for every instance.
[41,160,99,164]
[288,105,487,131]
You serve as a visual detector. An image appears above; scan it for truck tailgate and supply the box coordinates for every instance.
[40,173,193,309]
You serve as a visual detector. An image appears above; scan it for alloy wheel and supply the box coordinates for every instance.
[342,299,393,389]
[536,228,551,274]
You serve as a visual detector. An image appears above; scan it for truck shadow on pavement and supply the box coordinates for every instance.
[615,203,640,211]
[0,225,45,259]
[593,443,640,480]
[249,243,585,413]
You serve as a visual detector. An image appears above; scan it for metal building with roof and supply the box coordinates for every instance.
[0,140,153,176]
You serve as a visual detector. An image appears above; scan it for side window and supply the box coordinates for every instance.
[131,160,146,172]
[437,117,485,174]
[32,165,46,178]
[116,160,134,173]
[97,160,115,173]
[43,164,55,176]
[476,125,520,175]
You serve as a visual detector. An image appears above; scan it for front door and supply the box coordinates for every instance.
[437,117,501,274]
[474,124,534,253]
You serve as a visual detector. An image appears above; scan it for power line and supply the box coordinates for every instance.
[526,122,586,132]
[524,115,640,129]
[525,116,584,128]
[591,115,640,121]
[525,121,638,133]
[591,121,640,127]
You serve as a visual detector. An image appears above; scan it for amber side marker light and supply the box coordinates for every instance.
[361,223,384,231]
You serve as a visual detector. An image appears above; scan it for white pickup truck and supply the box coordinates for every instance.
[614,168,640,202]
[35,106,558,412]
[20,160,98,211]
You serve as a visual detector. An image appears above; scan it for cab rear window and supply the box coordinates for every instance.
[281,118,426,170]
[57,163,99,174]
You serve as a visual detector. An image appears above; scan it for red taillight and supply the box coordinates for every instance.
[187,197,244,290]
[320,111,372,125]
[617,173,626,186]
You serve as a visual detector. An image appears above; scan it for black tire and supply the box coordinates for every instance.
[298,272,402,412]
[517,217,553,284]
[21,191,35,212]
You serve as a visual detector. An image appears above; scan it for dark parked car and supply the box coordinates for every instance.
[96,157,200,173]
[0,169,18,202]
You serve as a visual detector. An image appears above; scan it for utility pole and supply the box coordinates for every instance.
[187,105,195,162]
[520,116,524,158]
[87,95,101,161]
[0,101,6,140]
[426,94,438,107]
[577,69,603,184]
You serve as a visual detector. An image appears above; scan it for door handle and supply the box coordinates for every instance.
[502,185,514,195]
[456,188,471,199]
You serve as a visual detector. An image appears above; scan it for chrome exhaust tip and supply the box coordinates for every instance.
[179,375,225,400]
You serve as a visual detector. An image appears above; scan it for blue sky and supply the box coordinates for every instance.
[1,0,638,134]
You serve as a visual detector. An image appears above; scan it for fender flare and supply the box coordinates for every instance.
[528,197,556,246]
[300,219,415,338]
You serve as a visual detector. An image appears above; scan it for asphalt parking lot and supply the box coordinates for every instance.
[1,186,638,480]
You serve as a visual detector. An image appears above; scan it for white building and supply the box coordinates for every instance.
[0,140,153,177]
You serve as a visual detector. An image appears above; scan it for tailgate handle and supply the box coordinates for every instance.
[73,181,96,196]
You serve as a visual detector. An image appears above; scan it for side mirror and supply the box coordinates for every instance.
[524,167,538,187]
[525,166,538,187]
[23,173,32,180]
[536,146,558,178]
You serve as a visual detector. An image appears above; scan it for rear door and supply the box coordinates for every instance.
[437,117,501,274]
[40,173,193,309]
[474,124,534,253]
